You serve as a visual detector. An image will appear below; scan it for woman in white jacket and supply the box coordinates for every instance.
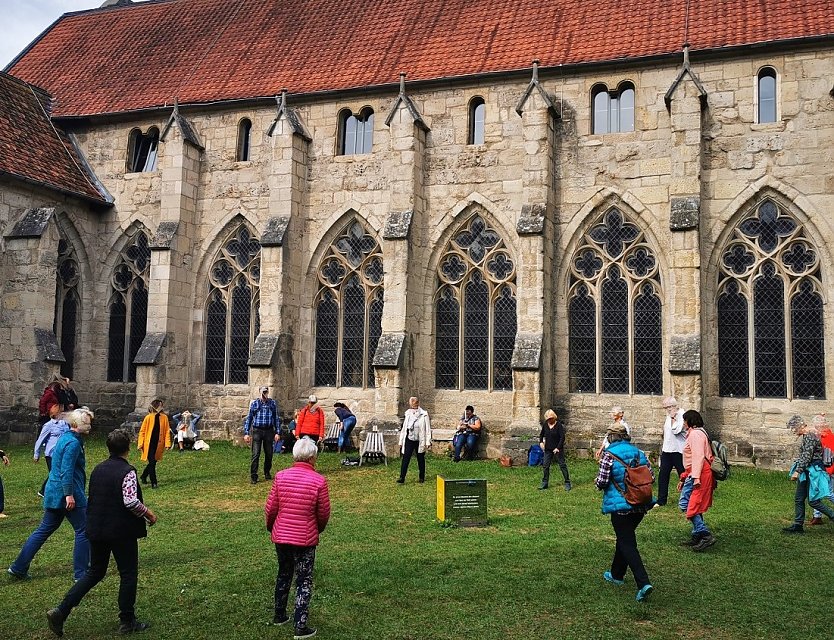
[397,397,432,484]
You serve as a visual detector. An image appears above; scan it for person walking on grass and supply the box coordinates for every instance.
[808,413,834,526]
[46,429,157,637]
[397,396,432,484]
[265,437,331,640]
[677,410,717,551]
[782,414,834,534]
[538,409,571,491]
[596,423,655,602]
[137,399,171,489]
[9,407,94,581]
[243,386,280,484]
[0,447,10,519]
[656,397,685,506]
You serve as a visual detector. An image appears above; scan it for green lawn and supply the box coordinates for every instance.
[0,439,829,640]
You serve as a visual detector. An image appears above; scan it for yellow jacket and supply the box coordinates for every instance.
[138,412,172,462]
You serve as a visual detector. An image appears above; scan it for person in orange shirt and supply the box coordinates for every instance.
[294,395,325,444]
[137,399,171,489]
[676,410,717,551]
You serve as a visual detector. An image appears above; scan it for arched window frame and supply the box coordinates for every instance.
[717,199,825,399]
[314,220,384,388]
[204,224,261,385]
[337,107,374,155]
[54,237,81,379]
[236,118,252,161]
[591,81,635,134]
[568,207,662,395]
[107,227,151,382]
[126,127,160,173]
[756,66,778,124]
[468,97,486,145]
[435,214,517,391]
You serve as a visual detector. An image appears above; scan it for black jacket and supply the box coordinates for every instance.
[539,420,566,452]
[86,456,147,542]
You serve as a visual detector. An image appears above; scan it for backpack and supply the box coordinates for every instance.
[528,445,543,466]
[699,428,730,481]
[607,451,654,506]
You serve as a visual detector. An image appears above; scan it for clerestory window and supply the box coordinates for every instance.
[591,82,635,134]
[126,127,159,173]
[756,67,778,124]
[338,107,374,155]
[236,118,252,161]
[468,97,485,145]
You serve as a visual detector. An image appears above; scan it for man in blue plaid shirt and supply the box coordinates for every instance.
[243,386,280,484]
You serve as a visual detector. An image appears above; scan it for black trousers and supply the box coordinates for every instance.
[609,512,650,588]
[274,544,316,630]
[140,459,157,486]
[657,451,685,505]
[542,450,570,486]
[250,428,275,481]
[57,537,140,623]
[40,456,53,496]
[399,438,425,481]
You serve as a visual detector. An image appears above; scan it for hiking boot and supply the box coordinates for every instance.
[118,620,150,634]
[538,483,548,490]
[294,627,317,639]
[636,584,654,602]
[603,571,624,586]
[264,472,272,480]
[272,613,290,625]
[782,524,804,534]
[810,517,824,526]
[7,567,31,580]
[692,534,716,552]
[395,478,405,484]
[679,537,699,547]
[564,482,572,492]
[46,608,65,637]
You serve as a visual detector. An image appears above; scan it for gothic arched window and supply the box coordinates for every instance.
[205,225,261,385]
[717,200,824,399]
[568,208,662,394]
[314,220,384,388]
[338,107,374,155]
[107,228,150,382]
[435,215,517,390]
[54,238,80,378]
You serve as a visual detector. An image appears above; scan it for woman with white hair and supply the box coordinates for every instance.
[9,407,94,581]
[265,437,331,639]
[657,397,685,506]
[294,395,325,444]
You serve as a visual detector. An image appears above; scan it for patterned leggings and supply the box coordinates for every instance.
[274,544,316,630]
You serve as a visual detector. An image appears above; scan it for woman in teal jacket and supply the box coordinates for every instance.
[8,408,93,581]
[595,423,655,602]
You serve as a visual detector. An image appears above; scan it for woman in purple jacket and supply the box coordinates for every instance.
[265,437,331,640]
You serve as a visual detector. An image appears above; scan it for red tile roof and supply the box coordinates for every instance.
[0,72,108,202]
[7,0,834,118]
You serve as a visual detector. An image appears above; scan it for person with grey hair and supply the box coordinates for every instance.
[243,387,280,484]
[9,407,94,581]
[783,414,834,533]
[595,423,655,602]
[809,413,834,525]
[397,396,432,484]
[596,406,630,460]
[657,397,685,506]
[265,438,331,639]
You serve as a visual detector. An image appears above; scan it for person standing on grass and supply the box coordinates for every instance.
[782,414,834,534]
[9,407,94,581]
[596,423,655,602]
[0,447,10,519]
[538,409,572,491]
[244,386,280,484]
[265,437,330,640]
[137,399,171,489]
[295,395,325,444]
[677,410,717,551]
[656,397,685,506]
[596,406,630,459]
[35,403,69,497]
[46,429,157,637]
[397,396,432,484]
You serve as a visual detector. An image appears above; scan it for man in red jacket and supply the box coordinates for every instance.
[265,437,330,640]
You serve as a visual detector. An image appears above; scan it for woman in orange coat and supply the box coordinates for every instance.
[137,399,171,489]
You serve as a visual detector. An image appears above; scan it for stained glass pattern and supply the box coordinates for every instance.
[435,214,517,390]
[314,219,383,388]
[107,228,151,382]
[717,199,824,399]
[568,207,662,395]
[204,224,261,384]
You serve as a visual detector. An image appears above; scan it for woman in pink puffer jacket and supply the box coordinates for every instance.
[265,438,330,639]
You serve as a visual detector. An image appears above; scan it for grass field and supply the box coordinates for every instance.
[0,438,830,640]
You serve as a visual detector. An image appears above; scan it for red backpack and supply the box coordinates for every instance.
[608,451,654,506]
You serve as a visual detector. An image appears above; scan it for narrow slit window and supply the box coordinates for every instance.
[468,97,485,145]
[237,118,252,161]
[757,67,777,124]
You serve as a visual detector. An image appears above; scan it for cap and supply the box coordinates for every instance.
[607,423,629,438]
[259,386,268,394]
[308,394,318,404]
[610,405,624,416]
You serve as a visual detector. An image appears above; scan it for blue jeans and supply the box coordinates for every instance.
[10,507,89,580]
[453,432,479,461]
[678,477,710,538]
[338,416,357,451]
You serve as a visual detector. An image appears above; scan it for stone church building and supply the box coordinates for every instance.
[1,0,833,467]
